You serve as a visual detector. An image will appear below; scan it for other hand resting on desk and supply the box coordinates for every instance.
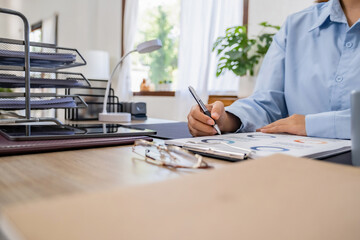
[187,101,307,137]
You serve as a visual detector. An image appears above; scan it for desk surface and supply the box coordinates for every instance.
[0,118,353,209]
[2,154,360,240]
[0,138,230,208]
[0,118,229,209]
[0,119,356,240]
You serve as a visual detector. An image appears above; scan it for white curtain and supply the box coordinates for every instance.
[207,0,243,94]
[115,0,139,101]
[176,0,243,121]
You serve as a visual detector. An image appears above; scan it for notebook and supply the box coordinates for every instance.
[0,133,152,156]
[165,132,351,161]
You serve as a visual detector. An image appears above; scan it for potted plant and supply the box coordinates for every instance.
[213,22,280,97]
[157,80,173,91]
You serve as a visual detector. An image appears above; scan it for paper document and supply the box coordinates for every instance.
[0,50,76,67]
[165,132,351,161]
[0,97,77,109]
[0,74,85,88]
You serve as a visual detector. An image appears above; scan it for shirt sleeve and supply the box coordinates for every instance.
[306,109,350,139]
[225,19,289,132]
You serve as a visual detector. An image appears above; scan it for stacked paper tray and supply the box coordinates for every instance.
[0,38,86,71]
[0,49,76,67]
[0,93,87,110]
[0,70,90,88]
[0,8,89,126]
[65,83,121,121]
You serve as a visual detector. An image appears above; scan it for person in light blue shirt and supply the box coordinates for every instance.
[187,0,359,139]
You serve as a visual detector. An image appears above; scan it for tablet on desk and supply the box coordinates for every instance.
[0,124,156,141]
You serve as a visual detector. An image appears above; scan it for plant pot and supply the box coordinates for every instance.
[238,75,256,98]
[157,83,173,91]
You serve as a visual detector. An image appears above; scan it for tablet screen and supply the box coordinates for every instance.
[0,124,156,141]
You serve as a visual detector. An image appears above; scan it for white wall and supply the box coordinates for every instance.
[0,1,6,37]
[131,96,180,121]
[248,0,314,37]
[0,0,122,70]
[0,0,24,39]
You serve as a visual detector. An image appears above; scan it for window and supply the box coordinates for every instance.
[131,0,180,92]
[127,0,248,98]
[28,16,58,118]
[30,22,42,43]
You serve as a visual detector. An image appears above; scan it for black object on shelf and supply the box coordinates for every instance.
[120,102,147,120]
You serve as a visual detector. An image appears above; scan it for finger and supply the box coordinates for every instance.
[188,120,216,136]
[260,125,288,134]
[190,104,214,125]
[188,114,217,136]
[210,101,224,120]
[260,118,289,129]
[188,125,215,137]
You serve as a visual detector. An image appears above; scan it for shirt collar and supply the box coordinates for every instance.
[309,0,347,32]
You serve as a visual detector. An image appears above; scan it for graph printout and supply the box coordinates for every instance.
[166,133,351,159]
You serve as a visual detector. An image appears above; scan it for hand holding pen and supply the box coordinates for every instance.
[188,86,222,136]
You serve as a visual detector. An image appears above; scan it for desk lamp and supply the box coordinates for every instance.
[99,39,162,122]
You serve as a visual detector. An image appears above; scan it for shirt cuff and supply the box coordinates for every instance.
[225,105,245,133]
[305,112,336,138]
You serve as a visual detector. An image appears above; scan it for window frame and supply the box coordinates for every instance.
[122,0,249,97]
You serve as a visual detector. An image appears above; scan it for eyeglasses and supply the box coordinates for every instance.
[132,139,213,169]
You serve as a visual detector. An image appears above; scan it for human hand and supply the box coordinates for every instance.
[187,101,226,136]
[257,114,307,136]
[187,101,241,136]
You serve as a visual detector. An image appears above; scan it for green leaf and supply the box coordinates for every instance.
[213,21,280,78]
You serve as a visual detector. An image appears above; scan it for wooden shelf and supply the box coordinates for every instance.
[133,91,175,97]
[208,95,239,106]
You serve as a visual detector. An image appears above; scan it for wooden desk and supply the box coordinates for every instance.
[0,118,229,209]
[2,154,360,240]
[0,118,356,240]
[0,117,353,210]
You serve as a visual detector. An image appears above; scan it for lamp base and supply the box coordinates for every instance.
[98,112,131,122]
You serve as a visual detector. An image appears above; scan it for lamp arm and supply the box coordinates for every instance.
[102,49,136,114]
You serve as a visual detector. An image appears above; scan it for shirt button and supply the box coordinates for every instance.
[346,42,353,48]
[335,76,343,82]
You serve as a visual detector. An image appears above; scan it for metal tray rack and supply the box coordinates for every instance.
[0,8,89,125]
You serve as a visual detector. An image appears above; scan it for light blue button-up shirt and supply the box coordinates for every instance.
[226,0,359,139]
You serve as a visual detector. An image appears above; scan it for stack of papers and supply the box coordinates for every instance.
[166,132,351,161]
[0,73,85,88]
[0,97,77,109]
[0,49,76,68]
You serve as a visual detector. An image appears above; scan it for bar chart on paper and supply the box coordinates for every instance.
[166,133,351,159]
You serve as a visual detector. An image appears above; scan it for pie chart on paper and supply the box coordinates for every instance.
[201,139,236,144]
[247,134,276,139]
[294,139,327,144]
[250,146,290,152]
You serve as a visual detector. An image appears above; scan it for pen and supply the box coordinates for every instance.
[188,86,222,135]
